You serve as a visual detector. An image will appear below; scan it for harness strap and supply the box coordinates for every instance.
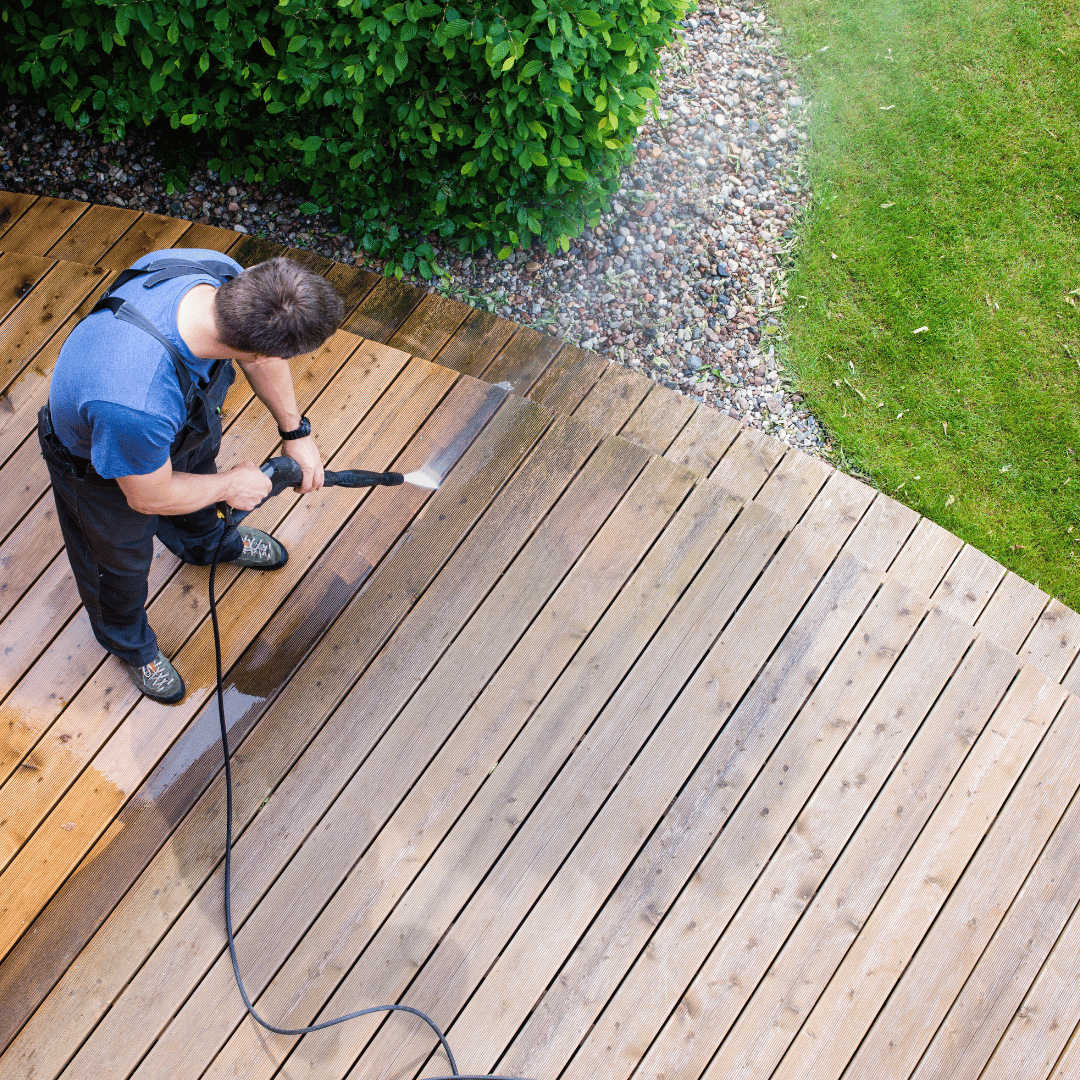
[90,257,240,408]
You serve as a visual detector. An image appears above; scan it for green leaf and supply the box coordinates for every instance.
[501,54,515,71]
[149,70,166,93]
[213,8,229,32]
[300,135,322,151]
[115,9,130,36]
[520,59,542,79]
[608,32,632,50]
[530,149,547,166]
[577,10,602,26]
[39,34,58,50]
[180,113,197,125]
[140,45,153,68]
[260,37,275,55]
[288,35,307,52]
[298,201,320,214]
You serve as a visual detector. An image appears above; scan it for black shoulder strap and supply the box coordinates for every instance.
[92,295,197,401]
[91,257,239,405]
[109,257,240,293]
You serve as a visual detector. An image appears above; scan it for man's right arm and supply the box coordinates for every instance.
[117,459,272,516]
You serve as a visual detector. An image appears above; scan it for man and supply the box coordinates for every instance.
[39,248,344,704]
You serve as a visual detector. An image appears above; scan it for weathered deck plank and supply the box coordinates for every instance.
[529,348,607,415]
[0,251,55,324]
[0,358,465,956]
[0,193,37,240]
[0,197,87,255]
[2,196,1080,1080]
[0,391,546,1063]
[45,203,139,263]
[870,697,1080,1080]
[0,259,110,398]
[618,381,697,455]
[772,664,1067,1080]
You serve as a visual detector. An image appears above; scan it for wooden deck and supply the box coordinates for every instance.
[1,191,1080,1080]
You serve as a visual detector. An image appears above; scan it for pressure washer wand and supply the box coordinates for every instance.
[222,455,439,525]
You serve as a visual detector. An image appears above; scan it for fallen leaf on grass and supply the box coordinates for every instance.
[942,421,948,435]
[880,105,895,110]
[880,201,895,208]
[843,377,867,400]
[913,326,929,334]
[945,494,955,508]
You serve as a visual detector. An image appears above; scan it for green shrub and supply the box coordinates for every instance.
[1,0,690,272]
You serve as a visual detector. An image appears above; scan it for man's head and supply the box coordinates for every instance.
[213,257,344,359]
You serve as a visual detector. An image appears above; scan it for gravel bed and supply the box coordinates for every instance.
[0,0,824,452]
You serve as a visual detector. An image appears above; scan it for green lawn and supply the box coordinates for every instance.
[770,0,1080,607]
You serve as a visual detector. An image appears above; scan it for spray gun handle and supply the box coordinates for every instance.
[218,457,406,525]
[217,457,305,526]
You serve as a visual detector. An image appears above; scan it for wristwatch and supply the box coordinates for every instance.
[278,415,311,441]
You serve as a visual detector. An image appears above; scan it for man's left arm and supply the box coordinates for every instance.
[237,356,324,492]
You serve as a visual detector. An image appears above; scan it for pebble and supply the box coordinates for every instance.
[0,0,823,453]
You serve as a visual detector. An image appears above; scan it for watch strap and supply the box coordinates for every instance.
[278,415,311,441]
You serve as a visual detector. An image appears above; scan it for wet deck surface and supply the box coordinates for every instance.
[2,192,1080,1080]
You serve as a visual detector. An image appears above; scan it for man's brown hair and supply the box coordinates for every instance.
[213,257,344,358]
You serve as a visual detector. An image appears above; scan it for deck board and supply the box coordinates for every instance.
[0,197,87,256]
[2,196,1080,1080]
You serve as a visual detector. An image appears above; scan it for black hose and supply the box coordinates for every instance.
[207,533,530,1080]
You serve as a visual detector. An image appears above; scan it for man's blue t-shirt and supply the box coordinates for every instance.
[49,248,243,479]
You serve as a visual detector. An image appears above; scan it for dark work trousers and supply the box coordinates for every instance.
[39,419,243,668]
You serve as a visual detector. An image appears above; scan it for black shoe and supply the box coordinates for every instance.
[126,650,186,703]
[233,527,288,570]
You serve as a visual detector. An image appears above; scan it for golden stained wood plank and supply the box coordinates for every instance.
[0,252,54,324]
[0,268,118,461]
[0,197,87,255]
[0,361,480,963]
[0,260,109,398]
[0,389,537,1063]
[0,193,37,241]
[45,204,138,264]
[99,213,192,268]
[171,222,239,252]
